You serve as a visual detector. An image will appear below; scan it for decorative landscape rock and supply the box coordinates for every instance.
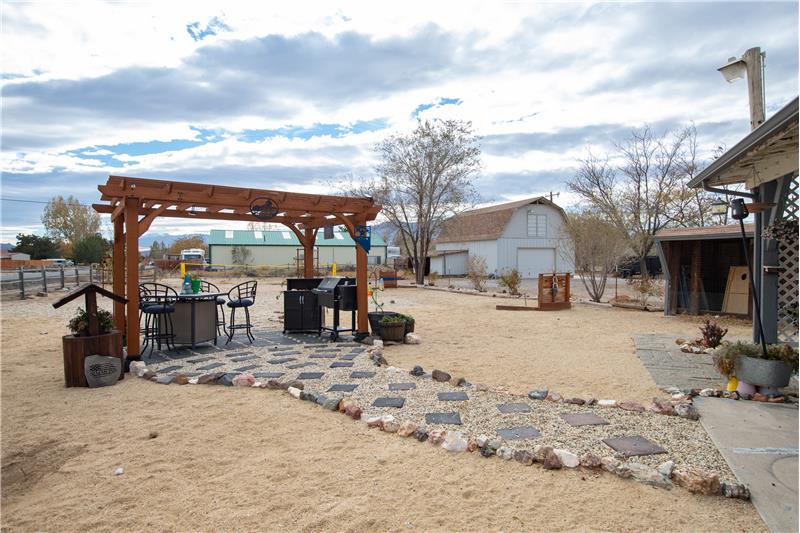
[404,333,422,344]
[617,401,645,412]
[322,397,341,411]
[674,403,700,420]
[673,468,721,495]
[496,447,514,460]
[346,405,362,420]
[553,449,579,468]
[597,399,617,407]
[627,463,672,489]
[409,365,424,376]
[513,449,534,466]
[527,390,548,400]
[431,369,451,382]
[397,421,417,437]
[382,418,400,433]
[173,374,189,385]
[232,374,256,387]
[564,398,585,405]
[649,399,676,416]
[657,460,675,478]
[545,392,562,402]
[721,481,750,500]
[198,372,225,384]
[366,416,383,428]
[542,448,563,470]
[533,445,552,463]
[442,431,469,452]
[142,370,157,380]
[129,360,147,377]
[579,452,602,469]
[287,386,301,399]
[601,457,632,478]
[412,428,429,442]
[428,429,447,445]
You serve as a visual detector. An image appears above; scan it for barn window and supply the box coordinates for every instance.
[527,211,547,237]
[224,230,234,239]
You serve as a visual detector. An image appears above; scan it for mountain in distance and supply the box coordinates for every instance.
[138,233,207,249]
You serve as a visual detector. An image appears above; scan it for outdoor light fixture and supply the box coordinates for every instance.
[710,197,729,216]
[730,198,768,358]
[718,56,747,83]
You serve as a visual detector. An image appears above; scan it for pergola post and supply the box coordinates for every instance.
[303,228,315,278]
[124,197,140,360]
[355,221,369,335]
[112,216,125,333]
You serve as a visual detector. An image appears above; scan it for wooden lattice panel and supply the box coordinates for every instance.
[777,177,799,345]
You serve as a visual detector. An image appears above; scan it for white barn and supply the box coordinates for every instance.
[429,197,573,278]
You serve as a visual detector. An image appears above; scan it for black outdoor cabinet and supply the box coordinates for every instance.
[283,290,322,333]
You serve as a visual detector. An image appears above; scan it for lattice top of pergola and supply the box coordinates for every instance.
[92,175,380,232]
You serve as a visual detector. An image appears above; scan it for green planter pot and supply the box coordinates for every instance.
[190,279,201,293]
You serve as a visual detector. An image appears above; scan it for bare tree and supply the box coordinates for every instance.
[569,125,715,276]
[368,120,482,284]
[560,210,628,302]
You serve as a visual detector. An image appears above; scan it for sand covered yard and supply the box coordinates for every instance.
[1,281,763,531]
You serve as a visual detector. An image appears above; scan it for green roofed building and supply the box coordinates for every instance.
[208,229,387,268]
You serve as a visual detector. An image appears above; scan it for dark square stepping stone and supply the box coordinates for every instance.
[187,356,215,364]
[196,362,224,371]
[287,362,316,369]
[157,365,184,374]
[561,412,610,427]
[254,372,284,379]
[438,391,469,401]
[602,436,667,457]
[350,371,376,379]
[309,353,337,359]
[233,364,260,372]
[425,412,462,425]
[225,351,254,358]
[339,354,359,361]
[328,384,358,392]
[230,354,258,362]
[330,361,354,368]
[389,382,417,391]
[268,358,297,365]
[372,397,405,408]
[297,372,324,380]
[496,426,541,440]
[274,350,301,356]
[156,375,175,385]
[497,402,532,414]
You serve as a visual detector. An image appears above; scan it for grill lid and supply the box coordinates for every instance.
[315,277,343,292]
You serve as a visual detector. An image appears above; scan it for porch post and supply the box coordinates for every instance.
[758,181,779,343]
[355,223,369,334]
[303,228,315,278]
[689,241,701,315]
[125,197,140,360]
[113,215,125,333]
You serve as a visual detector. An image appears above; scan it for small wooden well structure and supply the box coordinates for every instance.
[53,283,128,387]
[537,272,571,310]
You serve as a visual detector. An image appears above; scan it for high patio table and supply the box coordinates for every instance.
[168,292,223,348]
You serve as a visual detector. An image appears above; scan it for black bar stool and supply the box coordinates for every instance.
[199,280,227,337]
[226,281,257,344]
[139,282,178,356]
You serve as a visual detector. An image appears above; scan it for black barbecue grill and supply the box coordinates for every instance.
[312,277,356,340]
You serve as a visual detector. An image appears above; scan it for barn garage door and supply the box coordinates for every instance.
[517,248,555,279]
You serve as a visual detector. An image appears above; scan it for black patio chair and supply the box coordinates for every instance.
[225,280,257,344]
[198,280,227,336]
[139,282,178,356]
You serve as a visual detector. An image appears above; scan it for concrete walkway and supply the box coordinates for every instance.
[632,333,723,390]
[695,397,798,533]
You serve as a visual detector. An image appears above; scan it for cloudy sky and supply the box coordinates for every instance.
[1,1,797,243]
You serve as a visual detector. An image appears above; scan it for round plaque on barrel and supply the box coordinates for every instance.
[84,355,122,388]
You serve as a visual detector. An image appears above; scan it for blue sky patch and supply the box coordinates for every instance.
[239,118,388,142]
[412,97,462,117]
[186,16,231,42]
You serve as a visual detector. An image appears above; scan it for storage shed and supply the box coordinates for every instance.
[429,197,573,278]
[208,229,387,267]
[656,224,754,316]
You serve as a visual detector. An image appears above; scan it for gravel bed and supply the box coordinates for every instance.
[145,333,734,479]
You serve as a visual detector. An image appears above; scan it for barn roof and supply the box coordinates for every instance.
[209,229,386,247]
[437,197,566,243]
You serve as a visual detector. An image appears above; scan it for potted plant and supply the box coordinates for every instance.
[396,313,415,334]
[717,341,798,389]
[68,307,114,336]
[379,314,406,342]
[711,343,738,391]
[190,271,202,294]
[367,277,397,336]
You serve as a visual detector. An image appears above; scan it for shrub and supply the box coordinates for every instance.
[68,307,114,336]
[627,276,663,308]
[380,314,405,325]
[699,319,727,348]
[714,341,799,373]
[498,268,522,296]
[466,255,488,292]
[427,271,438,286]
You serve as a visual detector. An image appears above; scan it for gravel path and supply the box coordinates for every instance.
[145,330,734,478]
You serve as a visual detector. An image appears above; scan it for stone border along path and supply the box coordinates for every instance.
[133,331,750,500]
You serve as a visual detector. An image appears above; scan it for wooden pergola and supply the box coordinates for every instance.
[93,175,381,361]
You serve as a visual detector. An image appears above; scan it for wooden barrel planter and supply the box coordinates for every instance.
[62,331,124,387]
[380,322,406,342]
